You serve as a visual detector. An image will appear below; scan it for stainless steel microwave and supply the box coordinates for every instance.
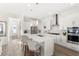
[67,27,79,44]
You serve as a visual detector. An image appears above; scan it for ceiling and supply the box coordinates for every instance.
[0,3,75,19]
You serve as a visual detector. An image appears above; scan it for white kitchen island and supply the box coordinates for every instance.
[22,34,55,56]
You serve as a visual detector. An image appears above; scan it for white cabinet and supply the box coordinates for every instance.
[44,36,54,56]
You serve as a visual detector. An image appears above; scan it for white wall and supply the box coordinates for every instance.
[59,6,79,30]
[39,15,57,33]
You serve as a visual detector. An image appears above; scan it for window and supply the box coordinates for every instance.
[12,24,17,34]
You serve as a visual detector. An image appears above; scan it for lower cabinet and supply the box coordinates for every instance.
[54,43,79,56]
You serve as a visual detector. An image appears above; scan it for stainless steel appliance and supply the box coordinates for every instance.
[30,26,38,34]
[67,27,79,44]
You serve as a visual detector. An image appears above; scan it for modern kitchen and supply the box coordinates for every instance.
[0,3,79,56]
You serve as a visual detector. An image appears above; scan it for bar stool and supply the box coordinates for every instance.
[21,36,29,56]
[27,39,41,56]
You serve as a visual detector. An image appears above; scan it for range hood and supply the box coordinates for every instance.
[56,14,59,26]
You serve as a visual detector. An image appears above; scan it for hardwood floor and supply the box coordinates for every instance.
[22,43,79,56]
[54,43,79,56]
[2,43,79,56]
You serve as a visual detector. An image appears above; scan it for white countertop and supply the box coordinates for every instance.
[25,34,44,43]
[22,33,56,43]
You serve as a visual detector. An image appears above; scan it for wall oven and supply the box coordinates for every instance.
[67,27,79,44]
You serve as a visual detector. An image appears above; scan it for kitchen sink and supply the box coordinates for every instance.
[37,35,44,37]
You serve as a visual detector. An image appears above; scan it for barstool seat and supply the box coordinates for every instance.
[27,39,41,56]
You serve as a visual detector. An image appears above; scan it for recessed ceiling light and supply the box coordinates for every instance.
[27,3,39,7]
